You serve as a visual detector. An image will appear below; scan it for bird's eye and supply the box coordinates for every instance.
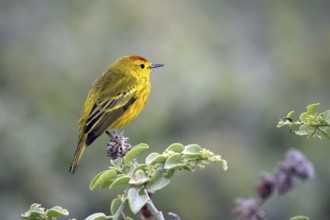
[140,64,145,69]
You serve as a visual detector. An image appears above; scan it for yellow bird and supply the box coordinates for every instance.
[69,55,163,174]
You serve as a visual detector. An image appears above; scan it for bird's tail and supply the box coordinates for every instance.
[69,139,86,174]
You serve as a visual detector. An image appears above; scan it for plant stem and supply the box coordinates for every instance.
[140,191,164,220]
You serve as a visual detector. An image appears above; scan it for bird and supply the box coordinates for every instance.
[69,55,163,174]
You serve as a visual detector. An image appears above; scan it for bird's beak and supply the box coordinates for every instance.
[149,63,164,69]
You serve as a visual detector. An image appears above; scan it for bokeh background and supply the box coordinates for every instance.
[1,0,330,219]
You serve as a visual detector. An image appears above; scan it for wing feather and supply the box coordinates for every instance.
[84,88,137,145]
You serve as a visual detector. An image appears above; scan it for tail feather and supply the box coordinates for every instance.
[69,140,86,174]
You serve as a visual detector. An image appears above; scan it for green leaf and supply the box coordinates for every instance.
[321,110,330,124]
[127,188,149,214]
[166,143,184,153]
[295,125,310,136]
[129,170,149,185]
[147,169,170,191]
[29,212,46,220]
[109,175,131,189]
[319,117,330,126]
[290,216,309,220]
[85,212,107,220]
[286,111,295,118]
[46,206,69,218]
[89,172,105,190]
[299,112,309,123]
[132,164,147,174]
[319,127,330,139]
[165,169,175,178]
[122,163,135,175]
[21,203,45,219]
[182,144,202,156]
[110,198,122,215]
[306,103,319,115]
[124,143,149,164]
[111,158,123,167]
[89,170,117,190]
[29,203,44,212]
[164,153,184,170]
[145,152,166,165]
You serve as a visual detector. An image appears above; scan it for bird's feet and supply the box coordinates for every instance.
[105,130,121,145]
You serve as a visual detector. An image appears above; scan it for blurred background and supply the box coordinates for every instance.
[1,0,330,219]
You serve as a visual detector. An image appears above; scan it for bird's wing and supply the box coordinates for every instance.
[84,87,137,145]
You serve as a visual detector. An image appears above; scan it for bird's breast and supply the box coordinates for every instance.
[111,81,151,128]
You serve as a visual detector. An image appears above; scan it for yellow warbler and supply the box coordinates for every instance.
[69,55,163,174]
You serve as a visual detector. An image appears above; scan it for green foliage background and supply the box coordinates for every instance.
[1,0,329,219]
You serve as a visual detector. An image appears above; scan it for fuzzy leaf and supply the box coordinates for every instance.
[295,125,310,136]
[90,170,117,190]
[21,203,44,219]
[147,169,170,191]
[299,112,309,123]
[132,164,147,173]
[319,127,330,139]
[129,170,149,185]
[109,175,130,189]
[46,206,69,218]
[124,143,149,164]
[85,212,107,220]
[321,110,330,124]
[306,103,319,115]
[111,158,123,167]
[319,117,330,126]
[27,212,44,220]
[145,152,166,165]
[122,163,135,175]
[182,144,202,156]
[110,198,122,215]
[127,188,149,214]
[165,169,175,178]
[29,203,44,212]
[164,154,184,170]
[166,143,184,153]
[286,111,295,118]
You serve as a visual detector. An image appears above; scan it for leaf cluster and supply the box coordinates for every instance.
[21,203,69,220]
[277,103,330,139]
[87,143,227,220]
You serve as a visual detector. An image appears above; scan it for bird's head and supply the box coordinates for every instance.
[111,55,164,78]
